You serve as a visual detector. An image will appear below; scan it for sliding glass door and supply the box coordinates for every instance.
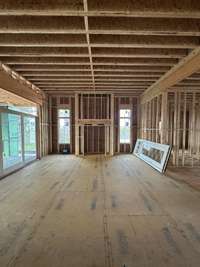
[0,109,38,177]
[2,113,22,169]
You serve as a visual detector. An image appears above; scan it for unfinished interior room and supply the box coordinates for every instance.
[0,1,200,266]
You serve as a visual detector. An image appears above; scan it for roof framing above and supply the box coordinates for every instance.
[0,0,200,96]
[0,0,200,18]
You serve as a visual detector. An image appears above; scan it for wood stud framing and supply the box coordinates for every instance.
[0,1,200,95]
[67,93,138,155]
[74,92,114,156]
[139,87,200,167]
[1,1,200,167]
[141,47,200,103]
[38,101,49,157]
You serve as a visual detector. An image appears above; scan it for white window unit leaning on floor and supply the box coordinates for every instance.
[134,139,171,173]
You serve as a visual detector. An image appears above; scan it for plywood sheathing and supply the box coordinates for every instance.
[0,154,200,266]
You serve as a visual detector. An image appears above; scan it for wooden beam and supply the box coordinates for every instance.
[110,93,114,155]
[94,66,171,72]
[89,17,200,36]
[22,72,92,77]
[3,57,91,65]
[35,82,151,86]
[90,35,199,49]
[92,47,187,58]
[13,65,170,72]
[141,47,200,103]
[14,65,91,71]
[0,88,36,106]
[0,47,186,58]
[40,89,146,92]
[93,57,177,65]
[28,77,156,82]
[0,64,44,105]
[28,78,93,81]
[20,71,163,77]
[94,73,163,77]
[88,0,200,19]
[94,77,157,81]
[39,85,148,88]
[75,93,79,156]
[170,86,200,91]
[0,1,200,18]
[0,34,197,48]
[0,34,87,47]
[0,16,84,34]
[0,47,88,57]
[83,0,95,91]
[1,16,200,37]
[2,57,178,65]
[77,119,111,125]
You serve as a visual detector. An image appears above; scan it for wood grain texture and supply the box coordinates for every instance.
[0,154,200,267]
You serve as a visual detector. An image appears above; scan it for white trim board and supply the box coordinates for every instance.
[133,139,171,173]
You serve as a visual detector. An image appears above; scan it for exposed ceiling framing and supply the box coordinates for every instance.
[0,0,200,96]
[0,88,36,106]
[141,47,200,103]
[0,64,44,105]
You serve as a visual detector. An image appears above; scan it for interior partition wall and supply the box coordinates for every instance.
[48,94,138,155]
[75,92,114,156]
[0,107,38,178]
[139,90,200,167]
[49,95,74,154]
[114,97,138,153]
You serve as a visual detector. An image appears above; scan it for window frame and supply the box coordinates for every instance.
[57,108,71,145]
[119,108,132,144]
[0,107,38,178]
[2,112,23,169]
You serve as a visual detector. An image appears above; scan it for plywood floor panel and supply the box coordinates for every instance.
[0,154,200,267]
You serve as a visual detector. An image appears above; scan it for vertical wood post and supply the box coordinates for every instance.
[173,92,178,165]
[48,96,52,154]
[110,93,114,156]
[182,92,187,166]
[156,96,159,143]
[161,92,168,144]
[191,92,196,166]
[75,93,79,156]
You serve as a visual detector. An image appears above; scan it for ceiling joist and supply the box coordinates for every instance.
[0,0,200,18]
[141,46,200,103]
[0,0,199,96]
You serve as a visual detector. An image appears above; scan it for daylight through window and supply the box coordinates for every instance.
[120,109,131,144]
[58,109,70,144]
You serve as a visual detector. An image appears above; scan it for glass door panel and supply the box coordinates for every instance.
[1,113,22,169]
[24,116,36,161]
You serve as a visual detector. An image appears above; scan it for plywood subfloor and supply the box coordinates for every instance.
[166,167,200,191]
[0,155,200,267]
